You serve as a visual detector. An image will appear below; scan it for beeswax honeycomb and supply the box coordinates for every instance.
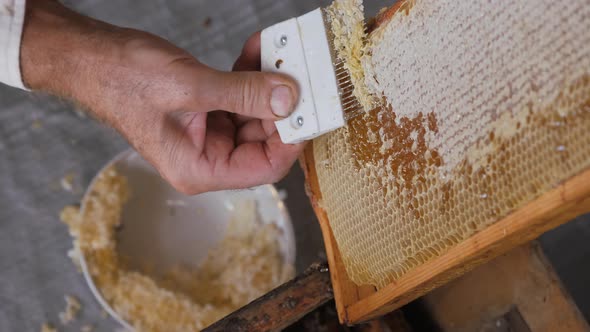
[316,0,590,288]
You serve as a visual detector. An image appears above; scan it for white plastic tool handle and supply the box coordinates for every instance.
[261,8,345,144]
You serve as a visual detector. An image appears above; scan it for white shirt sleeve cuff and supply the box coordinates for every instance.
[0,0,27,90]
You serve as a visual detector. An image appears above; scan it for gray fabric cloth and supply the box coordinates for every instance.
[0,1,588,331]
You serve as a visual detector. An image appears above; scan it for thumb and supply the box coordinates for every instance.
[204,70,299,120]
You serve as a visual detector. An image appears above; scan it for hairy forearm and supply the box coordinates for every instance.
[19,0,193,128]
[21,0,121,99]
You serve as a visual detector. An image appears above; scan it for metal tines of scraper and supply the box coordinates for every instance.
[261,8,365,144]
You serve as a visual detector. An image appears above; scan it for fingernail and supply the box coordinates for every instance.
[270,85,294,118]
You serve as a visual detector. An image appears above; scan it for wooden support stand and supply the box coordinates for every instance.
[422,242,589,332]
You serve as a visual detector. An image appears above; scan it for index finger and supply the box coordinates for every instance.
[233,32,261,71]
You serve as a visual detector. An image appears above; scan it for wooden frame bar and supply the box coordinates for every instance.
[203,263,333,332]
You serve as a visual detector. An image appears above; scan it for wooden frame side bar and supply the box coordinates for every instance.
[300,143,374,323]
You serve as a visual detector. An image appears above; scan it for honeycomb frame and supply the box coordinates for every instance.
[303,138,590,324]
[303,0,590,324]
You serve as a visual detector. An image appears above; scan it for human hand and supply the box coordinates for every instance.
[20,0,305,194]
